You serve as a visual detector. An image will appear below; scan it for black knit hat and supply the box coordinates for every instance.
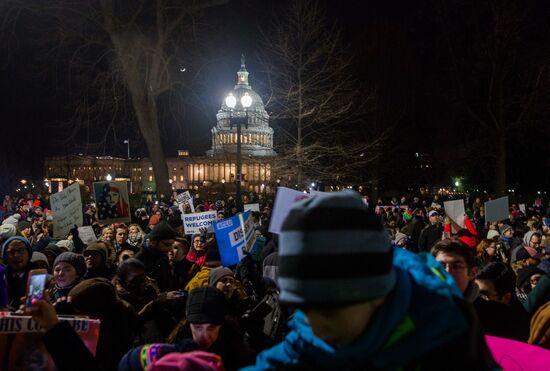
[208,267,233,287]
[186,287,227,325]
[148,221,177,241]
[278,191,395,306]
[516,266,545,289]
[54,252,86,277]
[83,242,108,263]
[205,245,221,267]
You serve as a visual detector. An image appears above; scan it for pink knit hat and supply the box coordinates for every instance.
[147,351,225,371]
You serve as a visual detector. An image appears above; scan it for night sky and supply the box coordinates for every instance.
[1,0,549,197]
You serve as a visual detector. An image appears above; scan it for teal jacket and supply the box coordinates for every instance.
[242,248,496,370]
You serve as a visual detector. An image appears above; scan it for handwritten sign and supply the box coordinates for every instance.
[176,191,195,213]
[214,211,256,266]
[77,226,98,245]
[182,210,217,235]
[50,182,83,239]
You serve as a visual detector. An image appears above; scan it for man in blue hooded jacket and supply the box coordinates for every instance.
[243,191,497,370]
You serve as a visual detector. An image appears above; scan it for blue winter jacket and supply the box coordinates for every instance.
[242,248,489,370]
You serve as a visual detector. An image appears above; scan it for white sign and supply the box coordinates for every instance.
[519,204,526,214]
[182,210,217,235]
[268,187,312,235]
[50,183,83,239]
[244,203,260,212]
[77,226,98,245]
[443,199,465,232]
[176,191,195,213]
[485,197,509,223]
[309,190,326,197]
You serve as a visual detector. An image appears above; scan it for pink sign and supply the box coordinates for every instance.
[486,335,550,370]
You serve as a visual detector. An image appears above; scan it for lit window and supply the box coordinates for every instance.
[149,175,153,181]
[180,175,184,181]
[173,175,176,181]
[149,167,153,171]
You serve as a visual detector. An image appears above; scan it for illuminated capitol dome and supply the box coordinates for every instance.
[208,55,276,157]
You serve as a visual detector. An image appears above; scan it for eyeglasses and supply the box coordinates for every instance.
[479,292,500,301]
[438,261,467,272]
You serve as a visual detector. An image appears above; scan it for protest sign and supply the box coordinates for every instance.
[485,335,550,371]
[309,190,326,197]
[0,312,101,356]
[519,204,526,214]
[269,187,311,234]
[93,181,131,224]
[244,203,260,212]
[443,199,465,232]
[214,211,256,266]
[78,226,98,245]
[182,210,217,235]
[50,182,83,239]
[176,191,195,213]
[484,196,509,223]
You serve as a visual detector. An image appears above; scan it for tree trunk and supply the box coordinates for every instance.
[495,130,507,196]
[108,32,171,199]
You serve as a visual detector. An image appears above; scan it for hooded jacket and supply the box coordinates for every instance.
[243,248,496,370]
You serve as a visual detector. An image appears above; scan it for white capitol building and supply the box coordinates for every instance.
[44,56,279,195]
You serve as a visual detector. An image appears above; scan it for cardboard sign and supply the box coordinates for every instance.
[214,211,256,266]
[175,191,194,213]
[485,196,509,223]
[182,210,217,235]
[93,181,131,224]
[443,199,465,232]
[50,182,83,239]
[485,335,550,371]
[0,312,100,355]
[244,203,260,212]
[77,226,98,245]
[268,187,311,235]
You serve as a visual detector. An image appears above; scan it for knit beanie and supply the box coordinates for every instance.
[68,277,116,319]
[278,191,395,306]
[43,243,63,259]
[516,266,544,289]
[117,343,178,371]
[149,351,225,371]
[208,267,233,287]
[56,239,75,252]
[2,214,21,226]
[394,232,408,245]
[83,242,108,262]
[148,221,177,241]
[31,252,50,269]
[16,220,32,232]
[486,230,500,240]
[186,287,227,325]
[54,252,86,277]
[1,236,32,261]
[0,224,16,240]
[499,225,512,235]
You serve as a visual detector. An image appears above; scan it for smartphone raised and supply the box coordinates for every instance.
[25,269,48,308]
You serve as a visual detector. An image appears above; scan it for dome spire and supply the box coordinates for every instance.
[237,54,249,86]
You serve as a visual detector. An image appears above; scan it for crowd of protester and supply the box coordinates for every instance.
[0,190,550,370]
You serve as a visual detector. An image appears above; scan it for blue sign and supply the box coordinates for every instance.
[214,211,256,267]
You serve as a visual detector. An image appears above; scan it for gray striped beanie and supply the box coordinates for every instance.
[278,191,395,306]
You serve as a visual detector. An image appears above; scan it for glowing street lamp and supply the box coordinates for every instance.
[224,91,253,212]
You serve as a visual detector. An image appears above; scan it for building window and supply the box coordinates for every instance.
[180,175,184,182]
[149,167,153,171]
[173,167,177,171]
[173,175,176,181]
[149,175,153,181]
